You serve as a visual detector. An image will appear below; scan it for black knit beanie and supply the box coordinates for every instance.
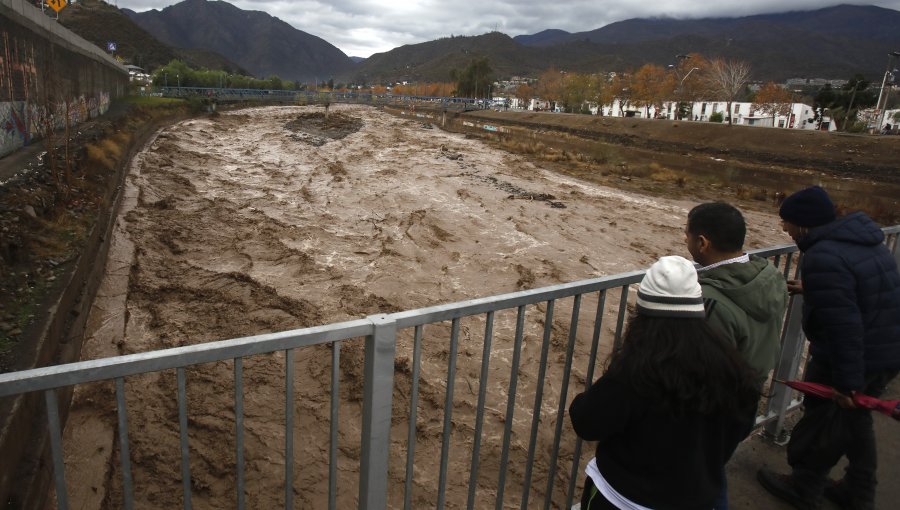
[779,186,836,228]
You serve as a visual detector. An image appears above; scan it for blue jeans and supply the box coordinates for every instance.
[715,402,757,510]
[713,470,728,510]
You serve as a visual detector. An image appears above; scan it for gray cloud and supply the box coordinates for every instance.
[114,0,900,57]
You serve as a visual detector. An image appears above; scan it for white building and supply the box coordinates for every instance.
[527,98,552,111]
[595,98,834,131]
[883,109,900,133]
[125,65,150,84]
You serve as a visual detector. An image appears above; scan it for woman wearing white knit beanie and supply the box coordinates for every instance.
[569,256,759,510]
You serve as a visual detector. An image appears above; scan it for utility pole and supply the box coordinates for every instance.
[842,81,860,131]
[874,51,900,133]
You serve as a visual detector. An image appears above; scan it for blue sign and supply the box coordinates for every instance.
[107,42,117,52]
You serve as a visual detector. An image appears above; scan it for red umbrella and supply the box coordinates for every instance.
[775,379,900,421]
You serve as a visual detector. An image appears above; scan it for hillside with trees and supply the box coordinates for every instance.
[57,0,245,74]
[125,0,353,82]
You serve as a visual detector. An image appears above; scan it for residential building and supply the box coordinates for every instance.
[594,98,833,131]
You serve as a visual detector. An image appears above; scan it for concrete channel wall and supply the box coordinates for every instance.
[0,0,128,158]
[0,2,128,506]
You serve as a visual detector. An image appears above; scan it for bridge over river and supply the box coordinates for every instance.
[159,86,499,111]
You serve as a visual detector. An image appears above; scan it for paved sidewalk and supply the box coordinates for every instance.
[727,375,900,509]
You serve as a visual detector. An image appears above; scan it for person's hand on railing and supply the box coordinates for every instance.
[786,279,803,295]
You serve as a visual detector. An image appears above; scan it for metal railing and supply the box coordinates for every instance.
[1,228,898,510]
[156,86,492,110]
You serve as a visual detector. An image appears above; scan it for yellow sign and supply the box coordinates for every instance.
[47,0,68,13]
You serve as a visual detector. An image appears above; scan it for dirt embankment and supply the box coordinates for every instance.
[57,105,797,509]
[445,108,900,224]
[466,109,900,181]
[0,100,190,508]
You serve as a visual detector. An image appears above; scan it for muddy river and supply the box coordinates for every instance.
[60,105,791,509]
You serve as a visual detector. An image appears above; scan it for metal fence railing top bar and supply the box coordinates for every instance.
[0,244,821,399]
[389,270,647,329]
[0,318,372,397]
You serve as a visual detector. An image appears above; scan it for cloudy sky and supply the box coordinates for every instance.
[113,0,900,58]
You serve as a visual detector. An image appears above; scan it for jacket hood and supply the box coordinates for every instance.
[798,212,885,251]
[698,255,784,322]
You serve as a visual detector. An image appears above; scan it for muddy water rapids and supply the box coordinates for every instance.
[60,105,791,509]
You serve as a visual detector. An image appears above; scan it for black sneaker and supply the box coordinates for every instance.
[823,479,850,509]
[757,468,820,510]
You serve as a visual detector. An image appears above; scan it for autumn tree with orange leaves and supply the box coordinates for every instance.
[752,82,794,119]
[630,64,672,118]
[536,68,566,107]
[515,83,536,106]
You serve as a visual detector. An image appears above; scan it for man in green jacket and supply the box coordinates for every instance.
[685,202,789,510]
[686,202,788,390]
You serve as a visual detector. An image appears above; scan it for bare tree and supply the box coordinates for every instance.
[705,59,751,126]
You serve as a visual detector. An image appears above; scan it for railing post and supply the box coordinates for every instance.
[764,294,806,441]
[359,315,397,510]
[890,233,900,267]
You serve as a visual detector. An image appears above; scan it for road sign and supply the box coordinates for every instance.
[47,0,67,13]
[107,42,117,52]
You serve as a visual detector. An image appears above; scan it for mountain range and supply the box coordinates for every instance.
[61,1,900,85]
[122,0,353,82]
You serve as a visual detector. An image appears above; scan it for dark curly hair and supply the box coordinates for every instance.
[605,314,759,417]
[687,202,746,253]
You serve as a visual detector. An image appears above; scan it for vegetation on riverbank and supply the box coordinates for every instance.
[0,97,191,370]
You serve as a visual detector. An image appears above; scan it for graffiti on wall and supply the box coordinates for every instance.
[1,27,114,158]
[1,93,111,158]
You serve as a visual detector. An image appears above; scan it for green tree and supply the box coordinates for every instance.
[450,58,495,98]
[561,73,594,113]
[813,76,877,130]
[151,59,297,91]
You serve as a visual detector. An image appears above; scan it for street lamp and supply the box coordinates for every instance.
[668,62,699,120]
[666,55,695,119]
[875,51,900,132]
[677,68,700,120]
[681,67,700,89]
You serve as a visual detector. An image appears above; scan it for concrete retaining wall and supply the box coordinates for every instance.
[0,0,128,158]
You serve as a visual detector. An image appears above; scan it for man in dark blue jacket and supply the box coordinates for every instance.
[758,186,900,510]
